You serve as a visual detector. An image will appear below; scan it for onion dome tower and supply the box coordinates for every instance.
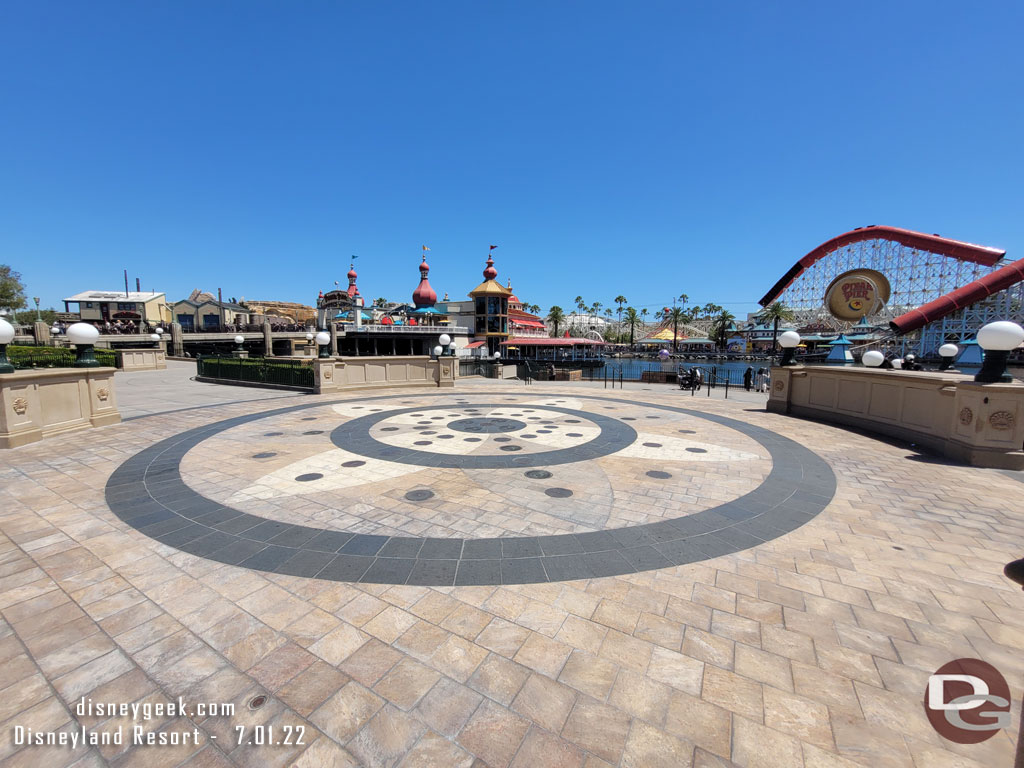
[468,250,512,354]
[412,256,437,309]
[346,263,359,298]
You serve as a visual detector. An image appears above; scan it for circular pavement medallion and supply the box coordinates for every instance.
[105,393,836,586]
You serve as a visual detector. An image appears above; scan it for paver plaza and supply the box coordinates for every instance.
[1,363,1021,767]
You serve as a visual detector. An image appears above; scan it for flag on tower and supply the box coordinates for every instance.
[489,245,498,250]
[422,245,430,252]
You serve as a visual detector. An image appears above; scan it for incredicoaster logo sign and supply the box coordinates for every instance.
[924,658,1011,743]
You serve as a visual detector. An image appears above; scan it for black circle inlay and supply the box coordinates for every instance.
[380,427,399,432]
[105,393,836,588]
[500,445,522,451]
[342,460,366,467]
[302,417,316,421]
[494,437,512,443]
[686,447,708,453]
[438,434,454,439]
[448,417,526,434]
[525,470,552,479]
[679,430,696,434]
[643,442,663,448]
[252,452,276,459]
[405,489,434,501]
[264,432,283,436]
[566,433,583,437]
[545,487,573,498]
[303,430,324,435]
[647,471,672,479]
[295,473,323,482]
[464,437,482,442]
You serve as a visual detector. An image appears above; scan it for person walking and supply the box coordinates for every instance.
[743,366,754,391]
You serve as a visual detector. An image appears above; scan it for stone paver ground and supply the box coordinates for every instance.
[0,368,1021,767]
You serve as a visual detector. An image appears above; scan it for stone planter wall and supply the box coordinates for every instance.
[0,367,121,449]
[768,365,1024,469]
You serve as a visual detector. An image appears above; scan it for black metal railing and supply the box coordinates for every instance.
[196,356,314,389]
[459,360,499,378]
[6,345,118,369]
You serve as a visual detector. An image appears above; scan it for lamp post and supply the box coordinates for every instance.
[974,321,1024,383]
[937,343,958,371]
[234,335,244,351]
[0,318,15,373]
[777,331,800,366]
[66,322,101,367]
[862,350,884,368]
[432,345,443,359]
[316,331,332,359]
[33,297,41,322]
[438,333,452,357]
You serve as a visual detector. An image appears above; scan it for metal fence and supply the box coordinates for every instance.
[459,360,500,378]
[196,356,315,389]
[7,346,118,369]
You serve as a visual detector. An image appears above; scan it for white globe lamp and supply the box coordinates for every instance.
[975,321,1024,383]
[777,331,801,366]
[938,343,958,371]
[432,345,443,358]
[862,350,884,368]
[315,331,332,358]
[0,318,15,373]
[66,322,101,367]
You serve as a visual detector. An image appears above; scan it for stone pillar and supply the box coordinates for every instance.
[170,323,184,357]
[314,359,341,394]
[765,365,796,413]
[330,324,340,356]
[434,358,455,389]
[262,321,273,357]
[34,322,52,346]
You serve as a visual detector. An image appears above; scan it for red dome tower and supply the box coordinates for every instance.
[346,263,359,298]
[412,256,437,308]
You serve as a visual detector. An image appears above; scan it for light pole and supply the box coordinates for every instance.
[974,322,1024,383]
[66,322,101,367]
[33,297,41,322]
[439,333,452,357]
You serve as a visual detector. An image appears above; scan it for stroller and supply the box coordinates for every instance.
[678,367,699,391]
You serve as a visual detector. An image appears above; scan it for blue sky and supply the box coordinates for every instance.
[2,1,1022,319]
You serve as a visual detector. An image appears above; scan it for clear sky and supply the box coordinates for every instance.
[2,1,1022,319]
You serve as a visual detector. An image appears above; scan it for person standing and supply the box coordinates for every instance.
[743,366,754,391]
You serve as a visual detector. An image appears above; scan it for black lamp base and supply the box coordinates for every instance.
[779,349,797,366]
[74,345,102,368]
[974,350,1012,383]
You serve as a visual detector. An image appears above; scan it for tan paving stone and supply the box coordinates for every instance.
[665,689,732,758]
[347,704,427,767]
[701,665,763,722]
[731,715,804,767]
[430,633,489,682]
[399,729,475,767]
[338,637,403,686]
[309,680,384,743]
[476,617,531,657]
[457,699,531,768]
[513,632,572,679]
[682,626,735,670]
[511,672,577,732]
[468,653,531,706]
[598,629,652,673]
[558,650,619,699]
[734,643,793,692]
[373,656,441,710]
[620,720,695,768]
[555,614,607,655]
[510,726,585,768]
[560,695,632,764]
[415,676,484,736]
[276,660,352,716]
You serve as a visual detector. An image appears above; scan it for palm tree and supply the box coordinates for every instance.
[591,301,602,318]
[614,295,628,323]
[374,297,387,308]
[757,301,796,352]
[623,307,640,345]
[574,296,586,313]
[640,307,648,328]
[711,310,736,350]
[547,306,565,337]
[667,307,688,353]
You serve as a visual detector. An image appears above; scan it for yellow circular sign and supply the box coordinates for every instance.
[824,269,890,321]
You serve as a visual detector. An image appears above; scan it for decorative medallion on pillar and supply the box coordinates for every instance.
[773,380,785,392]
[97,388,110,402]
[958,407,973,426]
[988,411,1014,431]
[12,397,28,415]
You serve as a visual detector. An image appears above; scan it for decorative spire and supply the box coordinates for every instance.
[346,263,358,298]
[483,255,497,281]
[412,253,437,308]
